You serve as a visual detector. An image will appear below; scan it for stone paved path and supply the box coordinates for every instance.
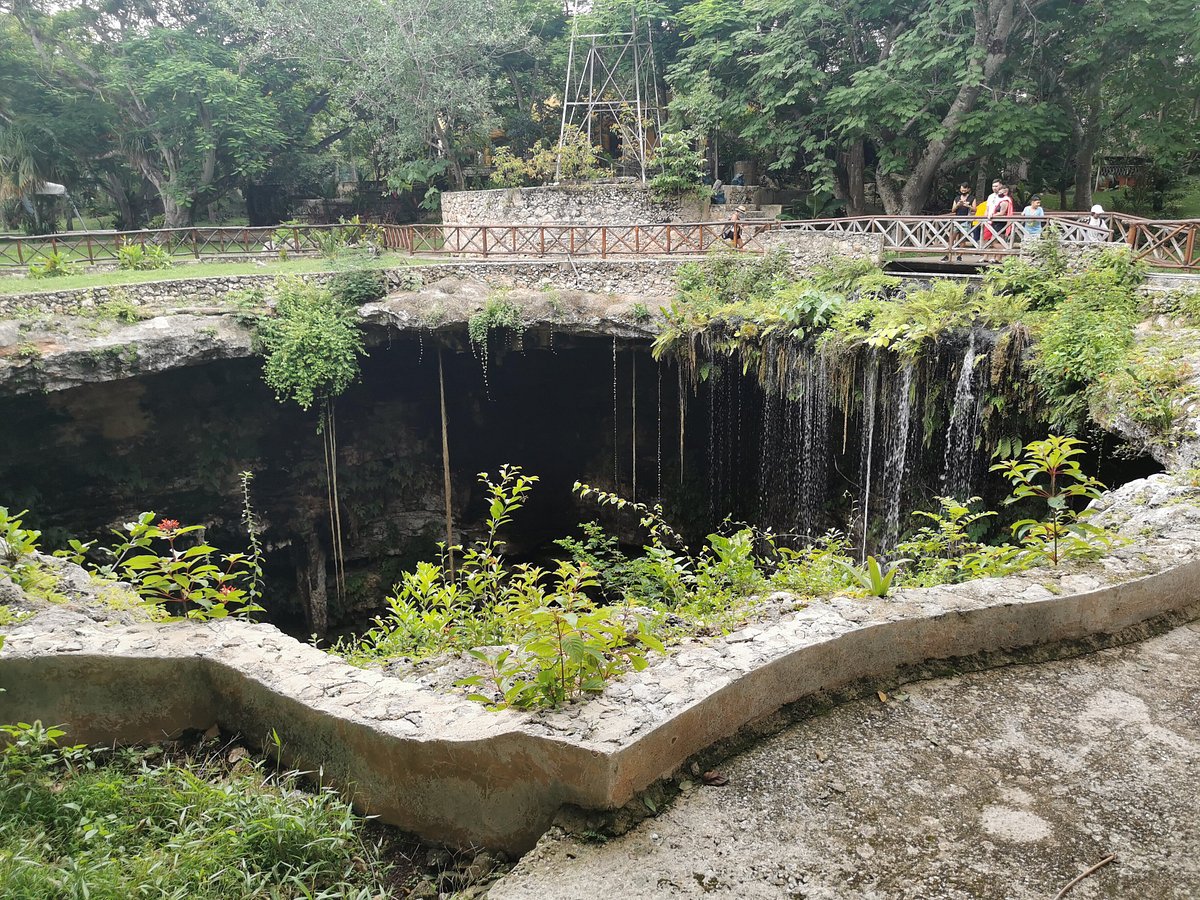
[491,622,1200,900]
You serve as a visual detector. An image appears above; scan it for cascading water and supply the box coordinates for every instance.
[858,352,879,561]
[881,360,914,549]
[941,334,986,500]
[688,329,1005,553]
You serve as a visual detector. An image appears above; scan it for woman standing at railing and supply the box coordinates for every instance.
[984,186,1014,262]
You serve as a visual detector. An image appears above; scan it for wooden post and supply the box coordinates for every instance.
[191,228,200,259]
[539,225,545,257]
[85,233,94,264]
[666,225,672,254]
[601,225,607,258]
[481,227,489,257]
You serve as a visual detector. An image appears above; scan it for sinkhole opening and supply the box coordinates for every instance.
[0,326,1160,636]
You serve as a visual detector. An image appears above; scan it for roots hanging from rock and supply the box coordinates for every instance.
[321,398,347,617]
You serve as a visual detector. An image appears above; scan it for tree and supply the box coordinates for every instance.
[7,1,297,226]
[235,0,534,191]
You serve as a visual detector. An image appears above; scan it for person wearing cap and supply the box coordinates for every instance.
[1022,194,1046,241]
[1086,204,1108,242]
[723,205,746,249]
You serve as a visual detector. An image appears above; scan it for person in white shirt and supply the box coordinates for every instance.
[1086,204,1108,242]
[985,179,1003,217]
[1022,195,1046,241]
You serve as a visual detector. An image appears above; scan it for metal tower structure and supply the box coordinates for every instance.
[555,10,664,183]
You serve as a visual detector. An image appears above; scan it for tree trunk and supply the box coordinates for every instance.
[841,140,866,216]
[898,0,1022,214]
[161,193,188,228]
[1071,74,1103,211]
[875,162,902,214]
[102,173,137,230]
[300,531,329,637]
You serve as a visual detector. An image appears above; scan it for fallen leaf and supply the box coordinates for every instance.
[701,770,730,787]
[877,690,889,703]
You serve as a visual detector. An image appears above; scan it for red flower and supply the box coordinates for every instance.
[218,585,236,596]
[158,518,181,534]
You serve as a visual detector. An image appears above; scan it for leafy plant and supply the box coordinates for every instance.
[340,467,661,709]
[990,435,1114,565]
[328,267,387,306]
[27,250,75,279]
[649,129,707,199]
[116,242,172,271]
[0,507,66,604]
[837,555,907,597]
[489,145,532,188]
[257,278,364,411]
[97,514,263,620]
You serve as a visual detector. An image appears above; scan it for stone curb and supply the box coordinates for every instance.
[3,533,1198,853]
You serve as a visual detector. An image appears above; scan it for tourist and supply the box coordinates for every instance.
[985,185,1014,262]
[985,179,1003,217]
[1022,194,1046,241]
[945,183,975,261]
[1086,204,1108,242]
[972,196,989,248]
[723,205,745,249]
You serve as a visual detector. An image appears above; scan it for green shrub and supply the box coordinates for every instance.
[329,267,387,306]
[649,129,707,200]
[116,242,172,271]
[257,279,364,410]
[27,250,74,279]
[92,513,262,621]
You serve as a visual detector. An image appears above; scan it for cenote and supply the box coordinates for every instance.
[0,300,1160,638]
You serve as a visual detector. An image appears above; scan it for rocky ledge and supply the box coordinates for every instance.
[0,275,658,395]
[2,472,1199,853]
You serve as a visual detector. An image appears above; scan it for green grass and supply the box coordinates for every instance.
[0,253,429,296]
[1039,177,1200,219]
[0,724,400,899]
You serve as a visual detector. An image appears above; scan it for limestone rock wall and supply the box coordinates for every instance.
[441,184,708,225]
[757,230,884,268]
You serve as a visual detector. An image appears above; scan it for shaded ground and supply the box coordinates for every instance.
[492,622,1200,900]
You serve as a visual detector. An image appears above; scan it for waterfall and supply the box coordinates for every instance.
[941,334,985,500]
[858,353,879,561]
[881,360,914,549]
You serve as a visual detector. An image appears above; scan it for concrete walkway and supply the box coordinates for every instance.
[491,623,1200,900]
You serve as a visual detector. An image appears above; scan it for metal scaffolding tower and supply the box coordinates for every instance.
[556,10,664,183]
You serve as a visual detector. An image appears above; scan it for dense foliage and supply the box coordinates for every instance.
[257,279,365,411]
[2,0,1195,229]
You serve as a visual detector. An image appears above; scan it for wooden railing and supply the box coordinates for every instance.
[2,214,1198,270]
[379,221,781,257]
[782,212,1200,270]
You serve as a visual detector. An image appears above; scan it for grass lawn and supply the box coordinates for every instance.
[1039,177,1200,218]
[0,723,406,899]
[0,252,430,296]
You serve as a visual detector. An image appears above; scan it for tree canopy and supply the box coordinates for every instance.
[0,0,1195,227]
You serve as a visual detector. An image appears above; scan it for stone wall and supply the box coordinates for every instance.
[757,230,884,268]
[441,184,708,225]
[0,260,694,316]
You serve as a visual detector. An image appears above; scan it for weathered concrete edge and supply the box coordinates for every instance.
[2,557,1198,854]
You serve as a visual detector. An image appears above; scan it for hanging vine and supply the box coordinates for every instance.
[256,277,366,626]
